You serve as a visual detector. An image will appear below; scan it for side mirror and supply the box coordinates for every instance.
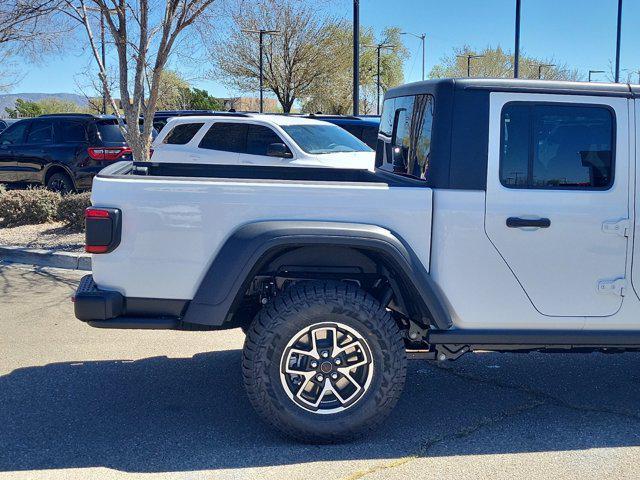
[267,142,293,158]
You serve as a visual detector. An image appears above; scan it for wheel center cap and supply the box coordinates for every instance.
[320,361,333,374]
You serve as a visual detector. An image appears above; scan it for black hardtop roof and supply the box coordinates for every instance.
[386,78,638,100]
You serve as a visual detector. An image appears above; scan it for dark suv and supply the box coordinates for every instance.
[0,114,137,193]
[299,115,380,149]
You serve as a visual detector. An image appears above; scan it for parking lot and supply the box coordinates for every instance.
[1,262,640,479]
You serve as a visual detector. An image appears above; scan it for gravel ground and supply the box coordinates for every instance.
[0,222,84,251]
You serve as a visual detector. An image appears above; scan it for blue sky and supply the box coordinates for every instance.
[8,0,640,97]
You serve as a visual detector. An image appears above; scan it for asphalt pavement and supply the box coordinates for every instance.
[1,262,640,479]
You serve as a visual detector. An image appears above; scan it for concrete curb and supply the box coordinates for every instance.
[0,246,91,271]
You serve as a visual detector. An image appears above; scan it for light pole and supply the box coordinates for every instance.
[364,43,396,115]
[353,0,360,115]
[588,70,605,82]
[457,54,484,77]
[401,32,426,81]
[514,0,521,78]
[537,63,555,79]
[615,0,623,82]
[242,29,280,113]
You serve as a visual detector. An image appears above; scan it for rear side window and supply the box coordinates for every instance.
[0,122,27,145]
[199,122,247,152]
[26,120,54,144]
[500,103,614,189]
[97,122,126,143]
[60,121,88,142]
[246,125,282,155]
[378,94,435,179]
[164,123,204,145]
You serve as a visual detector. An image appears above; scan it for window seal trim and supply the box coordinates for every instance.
[498,100,617,192]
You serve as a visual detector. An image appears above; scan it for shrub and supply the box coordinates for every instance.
[0,188,61,227]
[57,192,91,231]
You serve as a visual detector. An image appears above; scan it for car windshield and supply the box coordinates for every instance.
[282,124,373,154]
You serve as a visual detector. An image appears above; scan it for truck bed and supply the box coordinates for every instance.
[91,161,433,300]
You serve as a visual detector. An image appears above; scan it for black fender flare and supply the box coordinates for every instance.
[181,221,452,330]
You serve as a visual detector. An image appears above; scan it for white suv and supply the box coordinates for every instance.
[151,113,375,170]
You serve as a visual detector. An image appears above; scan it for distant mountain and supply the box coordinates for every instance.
[0,93,88,115]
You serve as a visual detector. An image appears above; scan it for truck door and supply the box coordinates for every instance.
[485,93,629,317]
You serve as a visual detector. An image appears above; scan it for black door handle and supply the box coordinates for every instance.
[506,217,551,228]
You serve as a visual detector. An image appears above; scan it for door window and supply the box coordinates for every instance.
[246,125,283,155]
[500,103,614,190]
[0,122,28,145]
[199,122,246,152]
[26,120,54,144]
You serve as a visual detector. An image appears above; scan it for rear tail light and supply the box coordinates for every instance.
[87,147,132,161]
[85,207,121,254]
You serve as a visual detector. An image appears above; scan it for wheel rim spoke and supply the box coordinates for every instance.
[280,322,374,414]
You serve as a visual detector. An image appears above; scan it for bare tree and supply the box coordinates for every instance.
[210,0,335,113]
[61,0,217,161]
[0,0,64,90]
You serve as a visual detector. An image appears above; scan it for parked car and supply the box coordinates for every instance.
[0,113,152,193]
[152,110,232,132]
[0,118,19,134]
[299,114,380,149]
[151,113,375,170]
[74,78,640,443]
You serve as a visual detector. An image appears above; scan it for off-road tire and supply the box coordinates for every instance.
[242,280,407,443]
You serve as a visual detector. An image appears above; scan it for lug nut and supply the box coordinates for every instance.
[321,351,329,358]
[331,372,338,380]
[310,360,318,368]
[316,374,324,382]
[334,358,341,365]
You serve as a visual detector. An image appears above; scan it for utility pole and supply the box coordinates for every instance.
[457,54,484,77]
[401,32,426,81]
[353,0,360,115]
[537,63,555,79]
[514,0,521,78]
[615,0,623,83]
[364,43,396,115]
[242,29,280,113]
[588,70,605,82]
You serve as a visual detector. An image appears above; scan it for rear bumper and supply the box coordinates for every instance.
[73,275,200,330]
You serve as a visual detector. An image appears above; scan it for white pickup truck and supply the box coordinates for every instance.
[74,78,640,443]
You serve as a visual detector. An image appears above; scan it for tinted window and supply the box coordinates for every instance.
[343,125,363,139]
[61,121,88,142]
[199,122,246,152]
[378,94,434,179]
[500,104,614,189]
[26,120,54,144]
[246,125,283,155]
[0,122,27,145]
[500,104,530,187]
[281,124,371,154]
[361,126,379,149]
[97,121,126,143]
[164,123,204,145]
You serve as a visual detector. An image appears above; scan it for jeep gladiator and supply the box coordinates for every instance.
[74,78,640,442]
